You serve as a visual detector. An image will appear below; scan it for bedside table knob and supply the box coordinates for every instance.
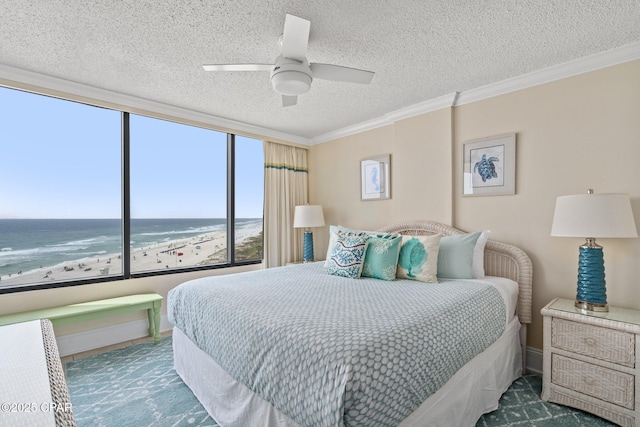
[585,337,596,346]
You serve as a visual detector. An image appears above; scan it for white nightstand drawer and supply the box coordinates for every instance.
[542,298,640,425]
[551,318,635,367]
[552,354,635,410]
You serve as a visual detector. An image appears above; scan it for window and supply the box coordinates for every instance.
[0,86,263,292]
[234,136,264,262]
[129,114,228,273]
[0,88,121,287]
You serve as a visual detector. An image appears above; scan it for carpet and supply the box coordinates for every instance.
[478,375,615,427]
[66,337,615,427]
[66,338,216,426]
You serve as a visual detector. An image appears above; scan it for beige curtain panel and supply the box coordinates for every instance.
[263,141,308,268]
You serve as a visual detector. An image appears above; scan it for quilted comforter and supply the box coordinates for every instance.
[168,262,506,426]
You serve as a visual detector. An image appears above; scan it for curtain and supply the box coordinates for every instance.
[263,141,308,268]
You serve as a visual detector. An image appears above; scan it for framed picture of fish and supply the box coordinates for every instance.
[463,133,516,196]
[361,154,391,200]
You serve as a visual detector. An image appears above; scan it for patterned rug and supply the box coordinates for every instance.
[66,338,216,426]
[478,375,615,427]
[66,337,615,427]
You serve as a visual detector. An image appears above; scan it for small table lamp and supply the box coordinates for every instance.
[293,205,325,262]
[551,189,637,312]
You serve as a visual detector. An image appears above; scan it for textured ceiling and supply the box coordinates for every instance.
[1,0,639,141]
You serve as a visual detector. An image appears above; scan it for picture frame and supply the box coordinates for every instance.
[361,154,391,200]
[463,133,516,196]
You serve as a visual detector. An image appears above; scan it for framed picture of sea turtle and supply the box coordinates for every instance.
[361,154,391,200]
[463,133,516,196]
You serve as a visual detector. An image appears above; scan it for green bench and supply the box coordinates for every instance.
[0,293,163,344]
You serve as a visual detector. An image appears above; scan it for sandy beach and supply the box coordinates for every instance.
[0,224,262,287]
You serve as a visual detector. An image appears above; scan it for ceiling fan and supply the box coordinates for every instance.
[202,14,375,107]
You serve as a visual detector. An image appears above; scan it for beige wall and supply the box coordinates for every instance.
[309,107,454,256]
[309,59,640,351]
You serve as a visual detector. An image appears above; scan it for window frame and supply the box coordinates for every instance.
[0,93,263,295]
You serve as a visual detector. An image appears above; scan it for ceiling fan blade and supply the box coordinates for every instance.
[281,14,310,62]
[282,95,297,107]
[202,64,273,72]
[310,63,374,84]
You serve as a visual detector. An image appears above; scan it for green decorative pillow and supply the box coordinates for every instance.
[396,234,441,283]
[327,233,371,278]
[361,235,402,281]
[437,232,482,279]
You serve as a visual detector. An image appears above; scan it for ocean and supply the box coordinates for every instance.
[0,218,261,277]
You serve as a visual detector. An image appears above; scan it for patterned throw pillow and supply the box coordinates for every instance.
[396,234,441,283]
[323,226,372,268]
[327,233,371,279]
[361,235,402,281]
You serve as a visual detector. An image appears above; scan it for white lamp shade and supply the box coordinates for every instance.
[551,193,638,238]
[293,205,325,228]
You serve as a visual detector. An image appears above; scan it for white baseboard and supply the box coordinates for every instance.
[526,346,543,375]
[56,315,172,357]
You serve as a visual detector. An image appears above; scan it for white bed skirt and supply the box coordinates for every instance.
[173,317,522,427]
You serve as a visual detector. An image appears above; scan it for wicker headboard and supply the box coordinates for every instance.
[378,220,533,324]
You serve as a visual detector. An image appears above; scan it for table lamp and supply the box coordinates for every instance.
[293,205,325,262]
[551,189,637,312]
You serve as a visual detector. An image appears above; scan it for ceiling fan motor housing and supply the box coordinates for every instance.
[270,56,313,96]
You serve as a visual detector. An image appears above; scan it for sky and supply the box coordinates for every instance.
[0,86,264,219]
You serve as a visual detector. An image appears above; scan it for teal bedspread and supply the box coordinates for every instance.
[168,262,506,426]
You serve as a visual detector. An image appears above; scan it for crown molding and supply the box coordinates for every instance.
[310,92,458,145]
[311,41,640,145]
[455,40,640,106]
[0,64,311,146]
[385,92,459,123]
[309,115,395,145]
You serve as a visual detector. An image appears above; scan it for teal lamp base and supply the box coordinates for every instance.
[303,231,314,262]
[575,239,608,312]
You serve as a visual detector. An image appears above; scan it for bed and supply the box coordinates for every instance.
[168,220,532,426]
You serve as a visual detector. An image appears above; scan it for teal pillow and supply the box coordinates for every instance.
[396,234,441,283]
[361,235,402,281]
[327,233,370,278]
[437,232,482,279]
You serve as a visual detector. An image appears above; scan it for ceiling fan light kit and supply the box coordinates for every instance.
[202,13,374,106]
[271,71,311,95]
[270,57,313,96]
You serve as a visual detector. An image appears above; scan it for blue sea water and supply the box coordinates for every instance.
[0,218,261,277]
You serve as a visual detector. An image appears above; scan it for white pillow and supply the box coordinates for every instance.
[324,225,342,267]
[472,230,490,278]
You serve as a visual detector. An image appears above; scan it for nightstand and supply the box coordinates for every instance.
[541,297,640,426]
